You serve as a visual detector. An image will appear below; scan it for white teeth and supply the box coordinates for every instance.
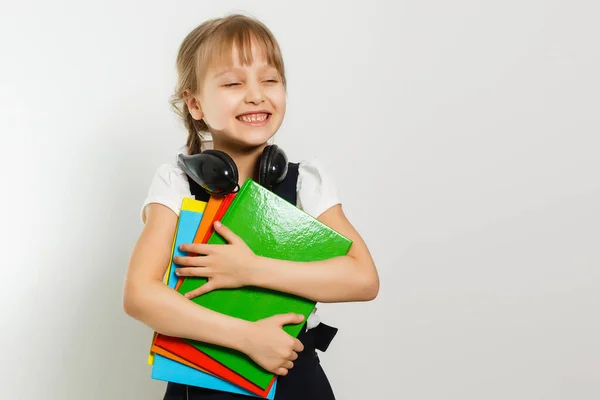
[239,113,268,122]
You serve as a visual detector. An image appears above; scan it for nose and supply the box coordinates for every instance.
[244,80,264,105]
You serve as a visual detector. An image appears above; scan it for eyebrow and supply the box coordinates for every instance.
[210,65,278,79]
[211,68,236,79]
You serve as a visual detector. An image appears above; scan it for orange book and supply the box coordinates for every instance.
[175,195,224,290]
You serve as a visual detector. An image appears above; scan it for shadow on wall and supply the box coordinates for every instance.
[51,119,171,399]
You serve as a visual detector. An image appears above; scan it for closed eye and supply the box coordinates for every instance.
[223,82,241,87]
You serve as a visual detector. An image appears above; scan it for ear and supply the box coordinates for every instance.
[183,90,204,120]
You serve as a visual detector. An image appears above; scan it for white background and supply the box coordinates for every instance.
[1,1,599,399]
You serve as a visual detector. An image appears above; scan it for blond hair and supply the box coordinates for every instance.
[169,14,286,155]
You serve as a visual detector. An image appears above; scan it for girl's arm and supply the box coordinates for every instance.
[123,204,247,346]
[122,203,305,376]
[176,204,379,303]
[247,204,379,303]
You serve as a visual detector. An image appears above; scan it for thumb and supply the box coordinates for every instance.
[269,313,305,327]
[213,221,240,244]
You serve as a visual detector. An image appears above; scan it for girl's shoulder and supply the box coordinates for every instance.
[140,161,191,223]
[296,158,341,219]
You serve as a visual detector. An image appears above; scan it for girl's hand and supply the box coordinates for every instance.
[174,221,257,299]
[242,313,305,376]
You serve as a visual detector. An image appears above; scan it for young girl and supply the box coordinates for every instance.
[123,13,379,400]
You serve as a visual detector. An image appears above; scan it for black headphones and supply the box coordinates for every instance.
[177,144,288,196]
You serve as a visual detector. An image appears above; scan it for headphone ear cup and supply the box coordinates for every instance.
[259,145,273,185]
[178,150,239,195]
[258,144,288,190]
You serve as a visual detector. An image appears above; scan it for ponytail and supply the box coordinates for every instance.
[169,98,208,156]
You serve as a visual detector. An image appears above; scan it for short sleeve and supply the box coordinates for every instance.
[140,163,192,223]
[296,159,341,218]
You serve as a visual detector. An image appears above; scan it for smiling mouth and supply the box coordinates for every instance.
[236,112,271,125]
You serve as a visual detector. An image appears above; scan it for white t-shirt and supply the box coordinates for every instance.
[140,153,342,330]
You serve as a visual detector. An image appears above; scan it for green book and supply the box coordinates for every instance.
[177,178,352,389]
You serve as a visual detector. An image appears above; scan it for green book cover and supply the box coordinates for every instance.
[177,178,352,389]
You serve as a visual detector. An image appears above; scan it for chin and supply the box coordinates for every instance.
[222,134,272,153]
[234,128,277,148]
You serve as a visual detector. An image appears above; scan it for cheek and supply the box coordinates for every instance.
[270,88,287,112]
[204,92,240,123]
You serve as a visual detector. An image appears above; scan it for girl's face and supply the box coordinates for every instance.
[191,43,286,151]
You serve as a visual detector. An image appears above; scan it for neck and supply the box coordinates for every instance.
[211,137,266,186]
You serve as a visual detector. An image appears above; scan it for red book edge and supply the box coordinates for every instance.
[154,333,276,397]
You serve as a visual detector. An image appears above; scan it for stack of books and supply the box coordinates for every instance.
[146,178,352,398]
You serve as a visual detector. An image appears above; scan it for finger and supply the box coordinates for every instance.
[184,281,217,299]
[282,360,294,370]
[270,313,304,327]
[289,351,298,361]
[293,339,304,353]
[178,243,217,255]
[213,221,241,244]
[176,267,208,277]
[173,255,209,267]
[274,367,288,376]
